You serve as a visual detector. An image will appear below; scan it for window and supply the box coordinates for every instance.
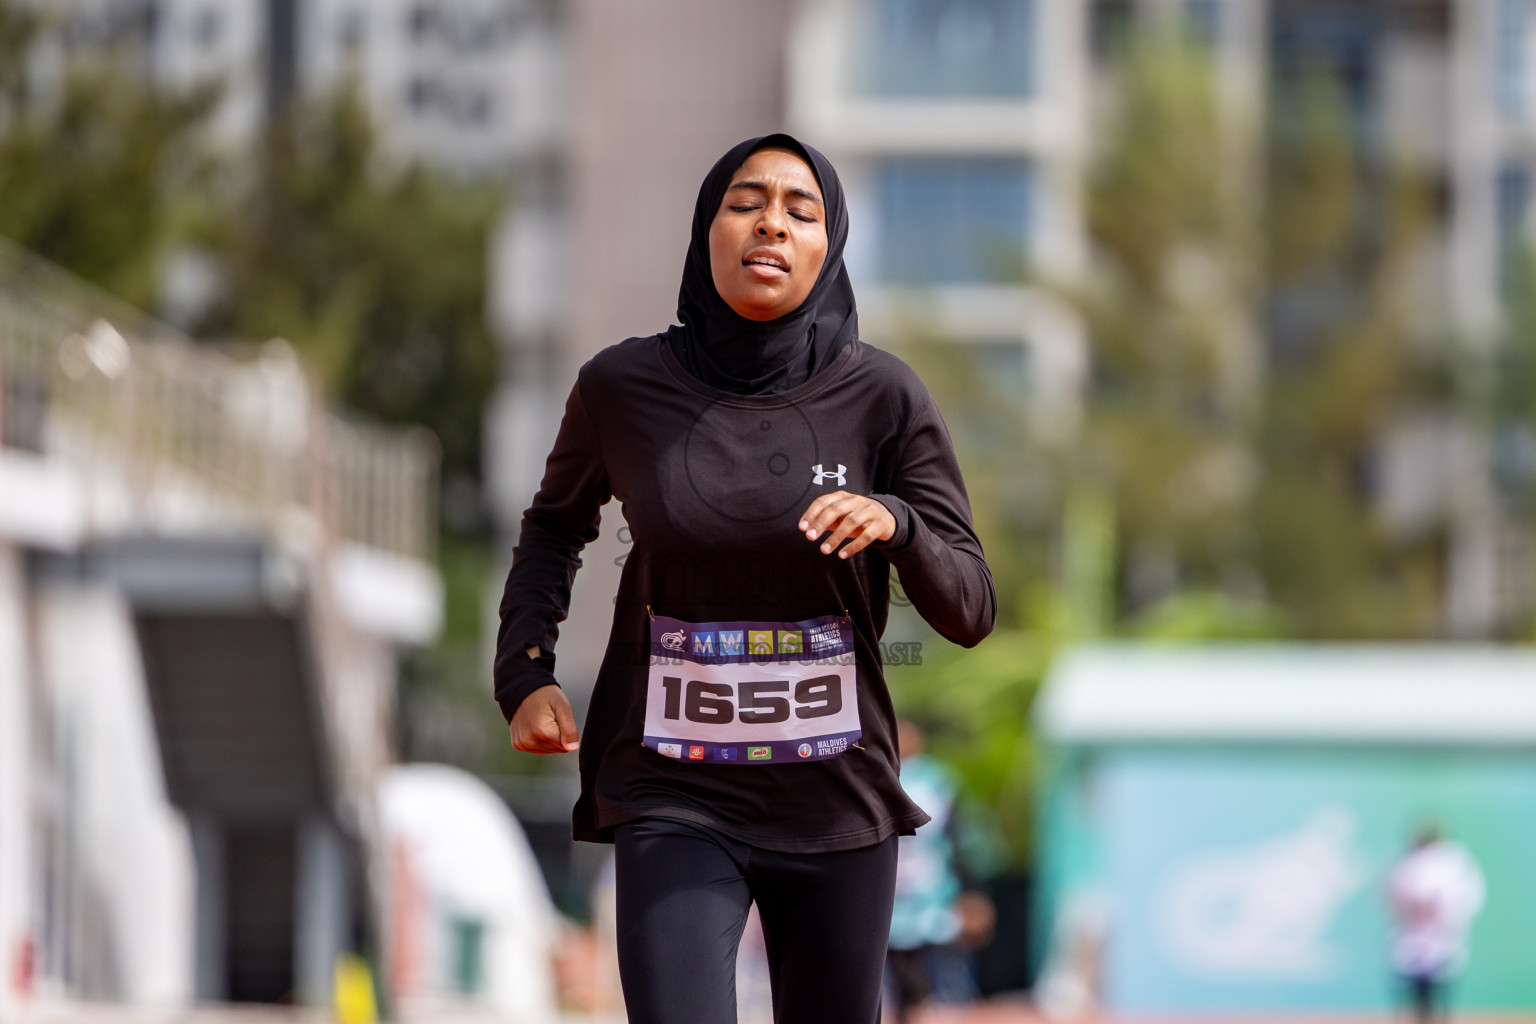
[1498,161,1530,295]
[449,916,485,995]
[972,337,1030,390]
[409,3,435,40]
[193,7,223,47]
[1497,0,1531,119]
[1385,0,1449,36]
[338,9,367,48]
[1269,0,1381,140]
[408,77,436,112]
[1091,0,1134,61]
[461,91,493,125]
[875,157,1031,284]
[860,0,1033,98]
[1185,0,1220,46]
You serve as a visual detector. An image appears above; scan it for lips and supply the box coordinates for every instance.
[743,248,790,274]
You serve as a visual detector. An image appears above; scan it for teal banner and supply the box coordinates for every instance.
[1094,748,1536,1012]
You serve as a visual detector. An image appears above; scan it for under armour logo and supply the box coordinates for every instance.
[811,464,847,486]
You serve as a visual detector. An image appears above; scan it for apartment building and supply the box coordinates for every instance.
[1248,0,1536,632]
[24,0,546,172]
[301,0,562,174]
[788,0,1090,439]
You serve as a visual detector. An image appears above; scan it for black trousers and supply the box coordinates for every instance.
[614,816,898,1024]
[1403,973,1447,1024]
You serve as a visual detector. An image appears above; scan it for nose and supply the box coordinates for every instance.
[756,202,788,240]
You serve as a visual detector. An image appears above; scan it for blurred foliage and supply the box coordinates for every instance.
[0,0,499,497]
[188,90,499,496]
[1495,252,1536,507]
[0,13,220,310]
[886,629,1047,865]
[1074,33,1443,636]
[397,536,503,771]
[891,30,1501,868]
[1496,254,1536,642]
[1,4,507,792]
[396,536,569,778]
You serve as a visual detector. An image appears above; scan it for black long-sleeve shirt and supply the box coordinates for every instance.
[494,336,996,852]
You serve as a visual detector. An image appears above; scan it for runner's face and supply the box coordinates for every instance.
[708,148,829,322]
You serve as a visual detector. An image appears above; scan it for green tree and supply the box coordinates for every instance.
[188,88,499,491]
[0,0,500,494]
[885,30,1457,868]
[1068,32,1443,637]
[1492,251,1536,639]
[0,2,219,309]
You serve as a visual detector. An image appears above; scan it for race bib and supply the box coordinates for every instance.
[643,613,861,764]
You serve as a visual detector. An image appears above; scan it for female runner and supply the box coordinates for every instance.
[494,133,995,1024]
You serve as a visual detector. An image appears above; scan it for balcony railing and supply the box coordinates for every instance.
[0,235,438,561]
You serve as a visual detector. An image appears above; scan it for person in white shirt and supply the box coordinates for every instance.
[1387,825,1485,1024]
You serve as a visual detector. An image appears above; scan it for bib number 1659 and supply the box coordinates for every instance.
[659,675,842,725]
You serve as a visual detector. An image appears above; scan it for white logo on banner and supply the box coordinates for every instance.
[660,629,685,651]
[1155,807,1364,977]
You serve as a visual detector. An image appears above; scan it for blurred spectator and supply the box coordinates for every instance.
[886,720,995,1023]
[1387,824,1486,1024]
[1032,888,1110,1020]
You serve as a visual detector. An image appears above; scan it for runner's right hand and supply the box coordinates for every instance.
[510,682,580,754]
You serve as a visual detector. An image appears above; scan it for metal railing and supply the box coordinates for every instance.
[0,236,438,561]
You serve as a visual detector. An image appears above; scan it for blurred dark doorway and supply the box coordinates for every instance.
[226,825,296,1003]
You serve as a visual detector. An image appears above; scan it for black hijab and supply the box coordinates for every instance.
[666,134,859,395]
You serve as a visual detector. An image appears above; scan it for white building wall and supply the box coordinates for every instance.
[303,0,550,176]
[34,582,196,1005]
[0,543,32,1014]
[152,0,267,151]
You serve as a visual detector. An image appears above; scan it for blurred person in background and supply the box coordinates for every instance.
[885,719,996,1023]
[493,134,995,1024]
[1387,823,1485,1024]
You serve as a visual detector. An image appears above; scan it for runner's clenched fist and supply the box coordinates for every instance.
[509,678,579,754]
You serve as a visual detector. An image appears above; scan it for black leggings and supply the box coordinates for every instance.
[614,816,898,1024]
[1404,974,1446,1024]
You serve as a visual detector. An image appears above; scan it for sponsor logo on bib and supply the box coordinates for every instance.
[807,622,843,654]
[643,613,861,766]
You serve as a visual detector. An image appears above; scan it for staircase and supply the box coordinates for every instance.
[0,236,441,1006]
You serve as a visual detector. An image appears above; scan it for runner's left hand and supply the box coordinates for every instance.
[798,491,896,559]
